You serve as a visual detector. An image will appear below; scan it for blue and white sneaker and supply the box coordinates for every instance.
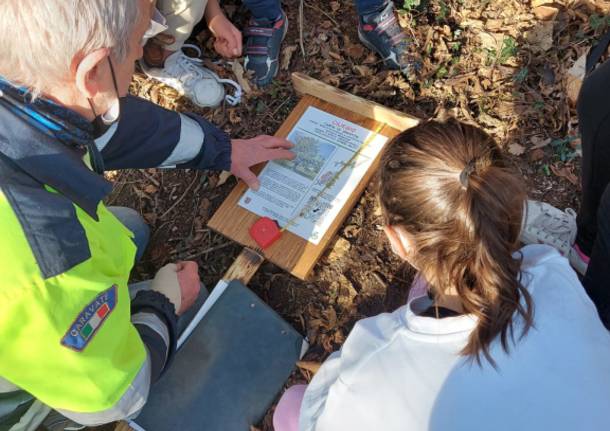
[244,11,288,87]
[358,1,420,79]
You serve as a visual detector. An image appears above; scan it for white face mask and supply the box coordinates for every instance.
[101,99,120,125]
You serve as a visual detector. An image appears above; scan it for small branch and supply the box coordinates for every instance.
[182,241,234,261]
[140,169,160,187]
[299,0,306,58]
[303,1,339,28]
[159,174,199,220]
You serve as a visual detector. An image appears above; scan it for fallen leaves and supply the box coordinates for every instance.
[231,59,252,94]
[550,164,579,186]
[525,21,555,53]
[281,45,298,71]
[508,143,526,156]
[567,52,588,106]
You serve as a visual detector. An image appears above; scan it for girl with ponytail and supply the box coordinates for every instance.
[273,119,610,431]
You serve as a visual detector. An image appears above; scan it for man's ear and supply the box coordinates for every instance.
[383,225,411,261]
[74,48,110,99]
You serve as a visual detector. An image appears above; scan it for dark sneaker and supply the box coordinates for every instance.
[358,1,420,79]
[244,11,288,87]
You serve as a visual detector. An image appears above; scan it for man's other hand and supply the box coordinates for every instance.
[175,261,201,314]
[230,136,295,190]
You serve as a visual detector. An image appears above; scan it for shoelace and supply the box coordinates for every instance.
[531,207,577,251]
[177,44,242,106]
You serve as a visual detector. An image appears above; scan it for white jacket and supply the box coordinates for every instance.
[300,245,610,431]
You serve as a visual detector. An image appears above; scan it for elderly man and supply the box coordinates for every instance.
[0,1,293,429]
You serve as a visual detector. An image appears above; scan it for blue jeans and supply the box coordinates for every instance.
[241,0,388,20]
[108,206,150,262]
[109,207,209,334]
[354,0,388,15]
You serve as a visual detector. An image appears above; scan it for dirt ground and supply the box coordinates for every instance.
[105,1,608,429]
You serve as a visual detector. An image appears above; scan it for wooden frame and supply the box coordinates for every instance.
[209,76,418,279]
[291,72,419,131]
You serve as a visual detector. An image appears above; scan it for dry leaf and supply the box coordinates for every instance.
[217,171,233,187]
[508,143,526,155]
[228,109,242,124]
[531,0,553,6]
[281,45,298,71]
[297,361,322,374]
[531,136,551,149]
[353,65,372,77]
[346,44,366,60]
[525,21,554,53]
[529,148,545,161]
[567,52,587,106]
[143,184,158,194]
[478,31,503,50]
[231,60,252,94]
[550,164,579,185]
[533,5,559,21]
[330,1,340,12]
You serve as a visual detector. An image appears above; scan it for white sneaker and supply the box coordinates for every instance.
[139,44,241,108]
[520,200,588,275]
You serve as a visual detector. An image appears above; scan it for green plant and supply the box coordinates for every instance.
[435,66,449,79]
[533,100,545,112]
[436,0,449,22]
[551,136,580,162]
[589,14,610,32]
[402,0,421,11]
[498,36,517,64]
[513,67,529,84]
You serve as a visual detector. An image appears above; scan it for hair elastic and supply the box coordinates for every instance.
[459,159,477,188]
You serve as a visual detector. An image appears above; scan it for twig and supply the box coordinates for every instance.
[181,241,233,260]
[299,0,306,58]
[271,96,293,116]
[140,170,160,187]
[159,174,199,220]
[303,1,339,28]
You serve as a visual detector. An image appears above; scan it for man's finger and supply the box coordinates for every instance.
[265,148,296,161]
[260,136,295,149]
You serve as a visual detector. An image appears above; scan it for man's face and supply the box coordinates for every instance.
[111,0,153,97]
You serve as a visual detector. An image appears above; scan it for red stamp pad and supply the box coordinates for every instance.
[249,217,282,249]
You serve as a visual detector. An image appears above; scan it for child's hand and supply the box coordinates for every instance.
[208,14,242,58]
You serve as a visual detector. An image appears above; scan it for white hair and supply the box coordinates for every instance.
[0,0,139,96]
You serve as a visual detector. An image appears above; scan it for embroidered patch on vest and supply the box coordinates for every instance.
[61,285,118,351]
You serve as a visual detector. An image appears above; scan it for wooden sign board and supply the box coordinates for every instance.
[208,75,418,280]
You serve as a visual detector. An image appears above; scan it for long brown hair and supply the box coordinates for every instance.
[379,119,533,365]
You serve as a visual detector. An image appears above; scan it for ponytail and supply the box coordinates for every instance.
[379,119,533,365]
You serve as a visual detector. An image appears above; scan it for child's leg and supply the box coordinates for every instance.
[583,184,610,329]
[242,0,282,21]
[355,0,418,78]
[354,0,388,15]
[156,0,209,51]
[273,385,308,431]
[576,59,610,256]
[242,0,285,86]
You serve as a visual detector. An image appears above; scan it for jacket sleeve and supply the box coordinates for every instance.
[96,95,232,172]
